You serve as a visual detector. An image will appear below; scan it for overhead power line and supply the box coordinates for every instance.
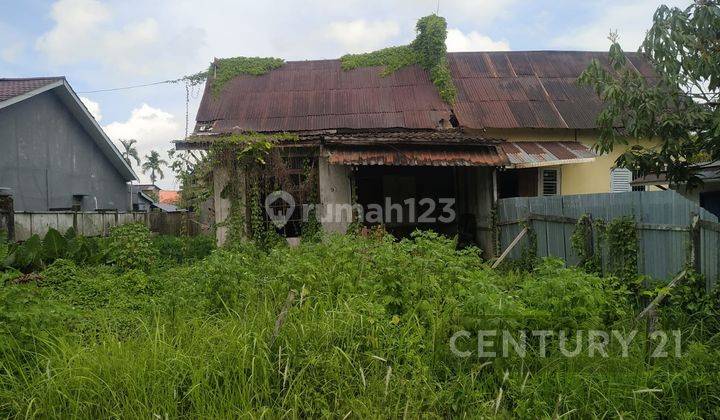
[77,79,176,94]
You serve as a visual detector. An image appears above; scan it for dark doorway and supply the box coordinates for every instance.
[497,168,538,198]
[354,166,458,238]
[700,190,720,218]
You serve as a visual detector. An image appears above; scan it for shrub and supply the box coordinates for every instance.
[107,223,158,271]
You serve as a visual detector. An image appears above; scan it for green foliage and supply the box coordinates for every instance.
[340,45,419,74]
[210,56,285,96]
[578,1,720,187]
[152,235,216,264]
[603,216,640,285]
[107,223,158,271]
[1,232,718,417]
[570,214,602,274]
[142,150,168,184]
[41,258,78,289]
[42,228,67,261]
[341,14,457,103]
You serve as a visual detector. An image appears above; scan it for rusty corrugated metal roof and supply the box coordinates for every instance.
[327,145,507,166]
[195,51,653,134]
[499,141,597,168]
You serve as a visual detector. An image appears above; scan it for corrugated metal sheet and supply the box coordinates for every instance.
[327,146,507,166]
[499,141,597,167]
[195,52,654,133]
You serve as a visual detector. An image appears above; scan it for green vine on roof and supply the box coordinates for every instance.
[198,57,286,96]
[340,14,457,103]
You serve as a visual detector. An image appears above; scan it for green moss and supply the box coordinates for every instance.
[210,57,285,96]
[340,14,457,103]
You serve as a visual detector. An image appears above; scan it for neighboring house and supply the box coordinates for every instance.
[131,185,186,213]
[136,184,161,201]
[176,51,658,253]
[632,162,720,217]
[131,185,156,212]
[0,77,136,211]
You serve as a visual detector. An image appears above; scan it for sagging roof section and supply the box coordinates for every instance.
[195,51,654,133]
[327,145,507,167]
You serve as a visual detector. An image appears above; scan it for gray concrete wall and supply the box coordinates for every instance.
[318,151,352,234]
[0,91,131,211]
[12,211,199,241]
[213,166,232,246]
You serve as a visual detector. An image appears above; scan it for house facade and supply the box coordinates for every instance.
[0,77,136,212]
[176,51,657,255]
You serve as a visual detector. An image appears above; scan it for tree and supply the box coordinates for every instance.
[578,0,720,188]
[118,139,141,167]
[141,150,168,184]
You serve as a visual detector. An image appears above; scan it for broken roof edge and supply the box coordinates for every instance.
[173,129,504,150]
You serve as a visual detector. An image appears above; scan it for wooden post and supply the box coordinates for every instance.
[491,226,528,269]
[0,195,15,242]
[635,270,687,322]
[690,214,701,273]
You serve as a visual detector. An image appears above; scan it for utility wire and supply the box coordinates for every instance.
[77,79,178,94]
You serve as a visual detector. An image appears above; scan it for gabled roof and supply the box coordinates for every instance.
[195,51,656,134]
[0,77,65,103]
[0,77,137,182]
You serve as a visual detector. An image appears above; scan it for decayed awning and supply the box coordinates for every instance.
[327,141,596,168]
[499,141,597,168]
[326,145,507,166]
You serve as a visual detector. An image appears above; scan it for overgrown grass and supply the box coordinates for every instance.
[0,231,718,418]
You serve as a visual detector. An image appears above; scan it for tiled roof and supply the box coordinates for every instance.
[195,51,655,133]
[0,77,64,103]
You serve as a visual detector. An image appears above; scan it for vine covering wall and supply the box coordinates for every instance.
[203,133,320,248]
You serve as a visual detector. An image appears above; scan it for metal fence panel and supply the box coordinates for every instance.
[496,190,719,288]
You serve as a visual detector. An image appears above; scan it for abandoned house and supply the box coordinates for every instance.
[0,77,137,212]
[176,51,657,255]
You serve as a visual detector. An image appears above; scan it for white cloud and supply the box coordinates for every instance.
[551,0,688,51]
[103,104,183,186]
[446,28,510,52]
[36,0,205,77]
[326,19,401,53]
[80,97,102,122]
[1,42,24,63]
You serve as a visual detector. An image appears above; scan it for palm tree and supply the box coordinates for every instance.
[119,139,141,167]
[141,150,168,184]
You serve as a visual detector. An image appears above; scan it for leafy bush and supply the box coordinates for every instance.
[106,223,158,271]
[153,234,216,264]
[0,231,717,418]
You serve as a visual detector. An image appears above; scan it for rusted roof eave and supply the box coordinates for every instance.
[506,157,596,168]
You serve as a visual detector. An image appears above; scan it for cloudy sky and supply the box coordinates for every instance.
[0,0,688,188]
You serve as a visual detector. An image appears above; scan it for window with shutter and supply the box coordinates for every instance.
[540,169,559,196]
[610,168,633,192]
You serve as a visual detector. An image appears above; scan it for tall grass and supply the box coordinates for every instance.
[0,232,718,418]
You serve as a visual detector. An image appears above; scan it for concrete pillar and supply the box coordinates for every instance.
[213,165,232,246]
[318,151,352,234]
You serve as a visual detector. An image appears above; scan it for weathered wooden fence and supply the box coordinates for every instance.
[496,190,720,290]
[11,211,202,241]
